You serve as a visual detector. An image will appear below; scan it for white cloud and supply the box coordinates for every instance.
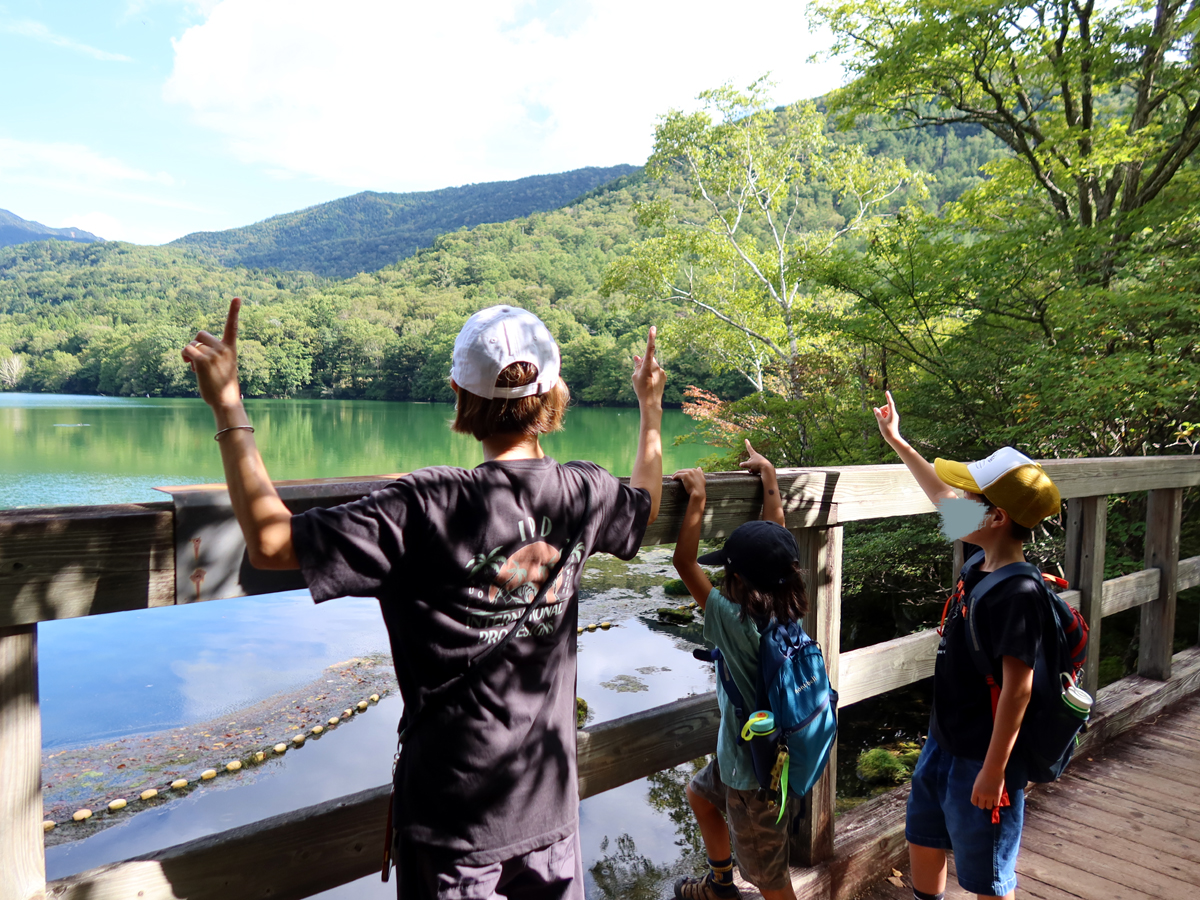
[0,19,133,61]
[164,0,846,191]
[0,138,175,186]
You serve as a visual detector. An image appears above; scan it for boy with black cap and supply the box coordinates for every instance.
[183,300,666,900]
[670,441,809,900]
[873,391,1062,900]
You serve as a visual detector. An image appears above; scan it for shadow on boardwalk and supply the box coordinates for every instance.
[853,693,1200,900]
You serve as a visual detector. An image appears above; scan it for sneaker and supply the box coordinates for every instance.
[673,873,742,900]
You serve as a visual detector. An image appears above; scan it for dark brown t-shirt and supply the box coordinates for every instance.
[291,458,650,863]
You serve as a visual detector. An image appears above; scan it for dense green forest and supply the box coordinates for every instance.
[0,117,1005,406]
[0,209,101,250]
[170,165,639,278]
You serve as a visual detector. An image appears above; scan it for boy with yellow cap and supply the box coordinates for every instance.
[873,391,1061,900]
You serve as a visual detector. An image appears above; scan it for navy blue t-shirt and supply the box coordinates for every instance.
[930,565,1043,762]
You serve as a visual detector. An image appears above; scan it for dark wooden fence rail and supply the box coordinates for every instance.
[2,458,1198,900]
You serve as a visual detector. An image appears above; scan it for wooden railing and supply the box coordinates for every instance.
[2,457,1198,900]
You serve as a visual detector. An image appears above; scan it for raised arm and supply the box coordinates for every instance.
[181,298,298,570]
[739,439,784,527]
[629,326,666,525]
[671,468,714,608]
[873,390,956,506]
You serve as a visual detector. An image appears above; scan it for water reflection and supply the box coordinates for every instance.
[42,615,716,899]
[1,394,706,509]
[39,591,389,747]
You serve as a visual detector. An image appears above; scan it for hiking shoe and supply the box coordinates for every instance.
[673,873,742,900]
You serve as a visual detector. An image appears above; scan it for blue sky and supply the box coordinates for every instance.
[1,1,844,245]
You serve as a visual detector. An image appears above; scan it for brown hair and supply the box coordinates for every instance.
[451,361,570,441]
[724,562,809,626]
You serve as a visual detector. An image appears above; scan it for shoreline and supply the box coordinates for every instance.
[43,654,398,847]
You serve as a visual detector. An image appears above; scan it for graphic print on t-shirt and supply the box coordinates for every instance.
[464,525,585,644]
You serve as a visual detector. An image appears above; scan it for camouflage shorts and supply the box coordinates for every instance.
[688,758,792,891]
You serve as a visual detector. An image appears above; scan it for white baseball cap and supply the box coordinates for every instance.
[450,305,561,399]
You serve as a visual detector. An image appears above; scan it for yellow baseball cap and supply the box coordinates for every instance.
[933,447,1061,529]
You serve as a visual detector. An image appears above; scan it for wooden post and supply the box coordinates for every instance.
[791,525,842,867]
[1138,488,1183,680]
[1063,496,1107,699]
[0,625,46,900]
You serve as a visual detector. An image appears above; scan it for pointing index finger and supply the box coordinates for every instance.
[223,297,241,347]
[645,326,656,362]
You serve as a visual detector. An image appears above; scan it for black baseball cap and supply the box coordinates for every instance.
[697,520,800,591]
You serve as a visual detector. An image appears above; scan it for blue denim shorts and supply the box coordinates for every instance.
[905,733,1024,897]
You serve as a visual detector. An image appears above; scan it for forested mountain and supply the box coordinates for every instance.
[171,165,641,278]
[0,113,1008,404]
[0,209,101,250]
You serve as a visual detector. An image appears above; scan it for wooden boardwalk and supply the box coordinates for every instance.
[856,693,1200,900]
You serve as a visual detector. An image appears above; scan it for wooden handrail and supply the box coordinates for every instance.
[1,456,1196,900]
[4,457,1198,628]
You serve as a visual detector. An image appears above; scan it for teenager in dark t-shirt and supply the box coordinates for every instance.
[874,392,1061,900]
[183,300,666,900]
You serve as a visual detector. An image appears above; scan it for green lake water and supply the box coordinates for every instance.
[5,394,718,899]
[1,393,708,508]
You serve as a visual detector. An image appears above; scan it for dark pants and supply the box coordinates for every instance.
[395,832,584,900]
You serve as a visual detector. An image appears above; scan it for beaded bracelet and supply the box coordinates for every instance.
[214,425,255,441]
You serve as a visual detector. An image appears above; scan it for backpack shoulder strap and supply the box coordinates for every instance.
[758,618,812,690]
[712,647,748,721]
[961,549,987,581]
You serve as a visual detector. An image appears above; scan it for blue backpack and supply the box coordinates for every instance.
[696,618,838,813]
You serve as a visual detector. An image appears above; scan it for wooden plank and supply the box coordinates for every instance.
[0,625,46,900]
[794,526,841,866]
[642,472,834,546]
[1144,718,1200,748]
[1025,809,1200,884]
[47,784,391,900]
[1012,876,1087,900]
[1020,820,1196,899]
[838,629,939,708]
[1179,555,1200,592]
[1132,716,1200,749]
[1139,488,1183,680]
[1037,456,1200,497]
[1079,647,1200,752]
[1068,763,1200,813]
[1029,788,1200,865]
[1101,569,1161,616]
[0,503,174,627]
[797,784,910,900]
[1064,496,1106,697]
[1035,769,1200,850]
[1108,740,1200,789]
[576,691,719,800]
[1015,846,1159,900]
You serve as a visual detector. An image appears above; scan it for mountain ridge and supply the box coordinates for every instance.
[171,164,641,278]
[0,209,102,250]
